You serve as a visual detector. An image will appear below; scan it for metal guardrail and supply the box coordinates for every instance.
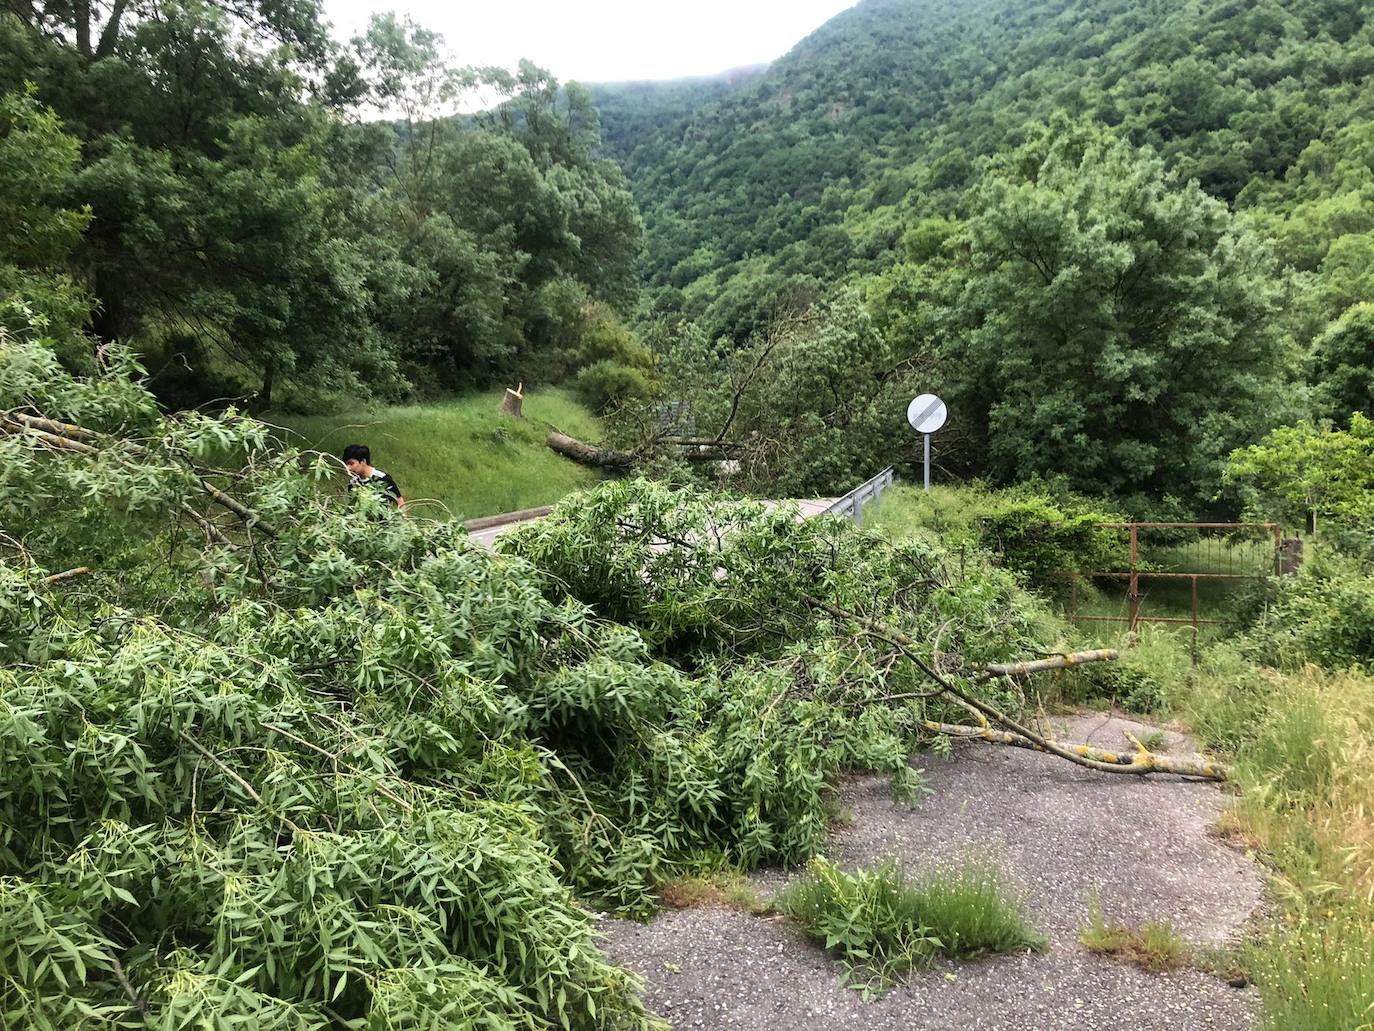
[822,467,894,528]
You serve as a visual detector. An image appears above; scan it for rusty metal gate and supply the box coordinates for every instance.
[1065,522,1288,649]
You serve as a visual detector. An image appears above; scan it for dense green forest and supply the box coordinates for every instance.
[583,0,1374,509]
[3,0,1373,507]
[1,2,643,407]
[604,0,1373,335]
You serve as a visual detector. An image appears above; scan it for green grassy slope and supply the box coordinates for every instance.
[268,388,604,520]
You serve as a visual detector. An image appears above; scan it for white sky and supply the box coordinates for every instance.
[321,0,858,83]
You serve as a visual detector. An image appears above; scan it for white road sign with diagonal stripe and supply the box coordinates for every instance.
[907,394,947,434]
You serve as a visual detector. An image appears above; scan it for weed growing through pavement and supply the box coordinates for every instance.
[780,857,1047,997]
[1079,892,1186,973]
[659,872,767,913]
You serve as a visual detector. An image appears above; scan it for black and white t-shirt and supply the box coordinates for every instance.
[349,468,403,505]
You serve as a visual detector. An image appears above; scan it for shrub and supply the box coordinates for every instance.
[572,358,653,412]
[1060,628,1201,714]
[1074,661,1168,714]
[1222,414,1374,546]
[1245,549,1374,670]
[977,497,1125,596]
[868,482,1124,598]
[1240,690,1337,803]
[566,300,655,411]
[1166,643,1272,755]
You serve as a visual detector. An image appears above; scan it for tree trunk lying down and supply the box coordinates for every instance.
[546,431,736,468]
[546,431,635,469]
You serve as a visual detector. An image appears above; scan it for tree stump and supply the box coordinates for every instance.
[500,382,524,418]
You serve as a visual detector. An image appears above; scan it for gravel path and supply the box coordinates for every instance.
[601,713,1263,1031]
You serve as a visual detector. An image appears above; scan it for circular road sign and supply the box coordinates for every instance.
[907,394,947,434]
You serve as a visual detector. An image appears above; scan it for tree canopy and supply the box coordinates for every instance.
[0,4,642,407]
[876,121,1293,508]
[595,0,1373,348]
[4,0,1374,507]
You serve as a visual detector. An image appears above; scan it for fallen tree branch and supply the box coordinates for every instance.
[581,515,1207,776]
[920,720,1225,778]
[195,476,275,536]
[110,954,149,1019]
[546,431,635,469]
[180,504,231,545]
[41,565,91,586]
[546,429,740,469]
[803,595,1226,781]
[262,723,414,814]
[658,437,744,451]
[178,730,304,835]
[2,417,100,456]
[2,410,276,538]
[974,650,1119,681]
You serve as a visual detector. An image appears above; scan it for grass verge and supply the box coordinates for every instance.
[1178,658,1374,1029]
[267,387,604,519]
[778,857,1047,996]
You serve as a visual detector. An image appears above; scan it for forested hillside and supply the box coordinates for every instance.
[572,0,1374,511]
[5,0,1373,509]
[606,0,1373,343]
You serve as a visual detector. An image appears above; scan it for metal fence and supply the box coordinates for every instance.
[823,467,895,527]
[1065,521,1288,650]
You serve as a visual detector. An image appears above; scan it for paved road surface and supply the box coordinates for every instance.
[601,713,1260,1031]
[464,497,838,550]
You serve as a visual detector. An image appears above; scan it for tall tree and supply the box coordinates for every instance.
[1312,302,1374,425]
[904,120,1295,509]
[2,3,402,405]
[4,0,328,64]
[0,85,91,362]
[349,14,641,388]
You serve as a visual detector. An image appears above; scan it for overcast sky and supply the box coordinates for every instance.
[321,0,858,83]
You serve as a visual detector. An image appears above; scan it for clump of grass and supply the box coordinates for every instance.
[779,857,1047,995]
[911,862,1049,958]
[659,872,766,913]
[1079,896,1187,973]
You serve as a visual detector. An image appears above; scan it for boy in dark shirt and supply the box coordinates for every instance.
[342,444,405,508]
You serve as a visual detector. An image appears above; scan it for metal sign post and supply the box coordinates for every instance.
[906,393,947,491]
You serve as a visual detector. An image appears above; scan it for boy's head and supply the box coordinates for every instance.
[342,443,372,476]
